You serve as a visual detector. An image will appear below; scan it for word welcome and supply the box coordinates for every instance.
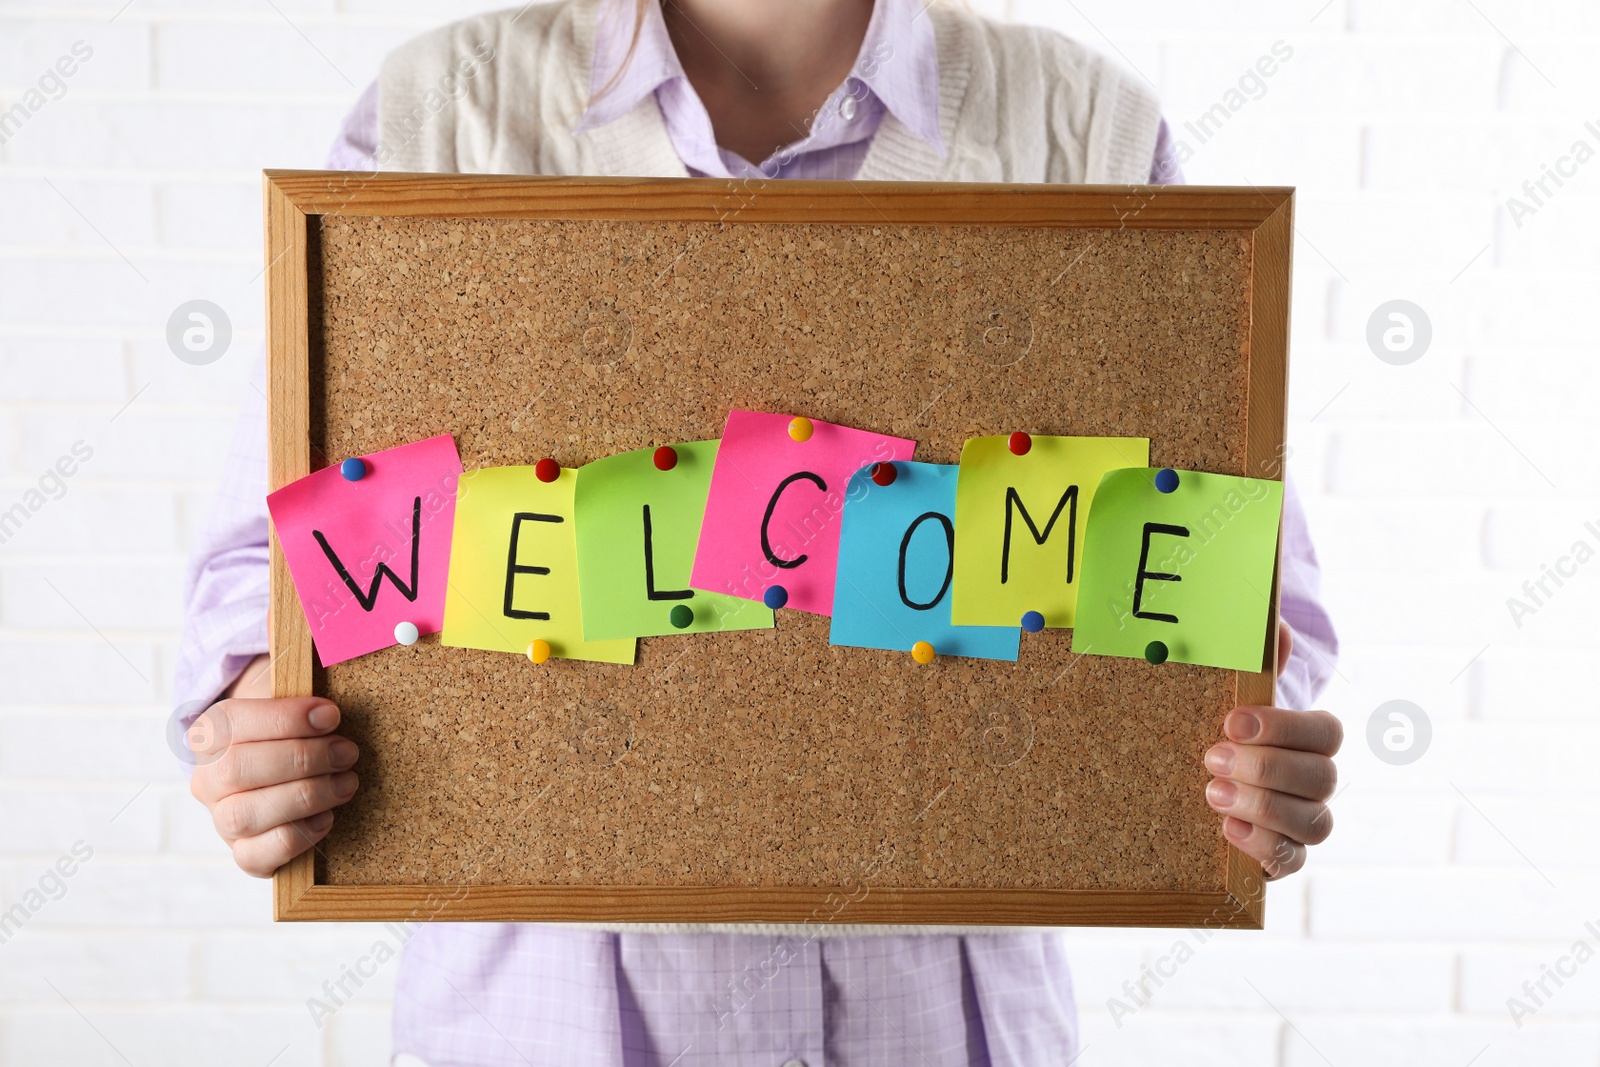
[267,412,1283,674]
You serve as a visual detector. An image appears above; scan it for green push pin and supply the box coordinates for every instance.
[1144,640,1169,665]
[669,604,694,629]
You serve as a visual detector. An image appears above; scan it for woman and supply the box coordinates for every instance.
[179,1,1341,1062]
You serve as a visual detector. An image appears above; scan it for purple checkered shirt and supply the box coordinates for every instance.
[177,2,1338,1063]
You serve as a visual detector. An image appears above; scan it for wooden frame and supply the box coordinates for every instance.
[265,172,1292,926]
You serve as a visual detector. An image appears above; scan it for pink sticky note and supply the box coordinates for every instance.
[690,411,916,615]
[266,435,462,666]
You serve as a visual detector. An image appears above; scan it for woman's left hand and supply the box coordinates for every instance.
[1203,621,1342,880]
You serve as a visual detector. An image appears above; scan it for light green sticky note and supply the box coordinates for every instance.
[1070,468,1283,672]
[950,434,1150,628]
[441,466,635,664]
[575,441,775,640]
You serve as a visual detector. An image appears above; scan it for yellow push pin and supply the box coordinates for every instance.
[911,640,936,665]
[788,416,814,442]
[526,639,551,664]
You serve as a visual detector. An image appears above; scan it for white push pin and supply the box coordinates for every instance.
[394,621,420,646]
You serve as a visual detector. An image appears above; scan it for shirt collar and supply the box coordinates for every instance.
[575,0,681,135]
[575,0,944,158]
[851,0,944,156]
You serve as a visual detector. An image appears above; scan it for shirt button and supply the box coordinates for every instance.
[782,1061,807,1067]
[839,95,858,121]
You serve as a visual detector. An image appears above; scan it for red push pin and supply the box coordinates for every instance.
[870,461,897,486]
[1008,432,1032,456]
[653,446,678,471]
[535,457,560,483]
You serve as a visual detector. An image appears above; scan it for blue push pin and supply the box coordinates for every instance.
[1021,610,1045,633]
[762,585,789,610]
[340,457,367,482]
[1154,468,1179,494]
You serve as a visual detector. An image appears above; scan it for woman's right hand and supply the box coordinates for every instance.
[187,654,360,877]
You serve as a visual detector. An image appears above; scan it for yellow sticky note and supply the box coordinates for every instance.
[950,434,1149,628]
[441,466,635,664]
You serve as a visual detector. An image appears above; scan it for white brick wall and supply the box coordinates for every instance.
[1,0,1594,1063]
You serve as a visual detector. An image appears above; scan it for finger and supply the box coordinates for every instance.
[1205,742,1337,801]
[192,735,359,804]
[188,697,341,756]
[230,811,336,879]
[1205,779,1334,846]
[1225,706,1342,757]
[1276,621,1292,679]
[1222,815,1305,880]
[211,771,359,843]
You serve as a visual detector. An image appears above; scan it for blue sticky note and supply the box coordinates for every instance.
[830,461,1020,661]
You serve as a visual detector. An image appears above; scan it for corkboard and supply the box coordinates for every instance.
[264,173,1293,926]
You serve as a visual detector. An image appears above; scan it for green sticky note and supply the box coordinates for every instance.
[441,466,635,664]
[575,441,775,640]
[1070,468,1283,672]
[951,434,1150,628]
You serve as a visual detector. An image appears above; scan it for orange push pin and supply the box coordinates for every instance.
[788,416,814,442]
[911,641,936,665]
[526,639,551,664]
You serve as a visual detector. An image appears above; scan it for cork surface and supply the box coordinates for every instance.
[309,215,1253,892]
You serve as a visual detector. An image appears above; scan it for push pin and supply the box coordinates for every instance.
[788,416,814,442]
[526,639,551,664]
[911,641,936,665]
[1145,640,1169,665]
[393,621,419,646]
[535,458,560,483]
[340,457,367,481]
[870,461,897,486]
[653,446,678,471]
[1008,431,1032,456]
[669,604,694,629]
[1154,468,1180,494]
[1020,610,1045,633]
[762,585,789,610]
